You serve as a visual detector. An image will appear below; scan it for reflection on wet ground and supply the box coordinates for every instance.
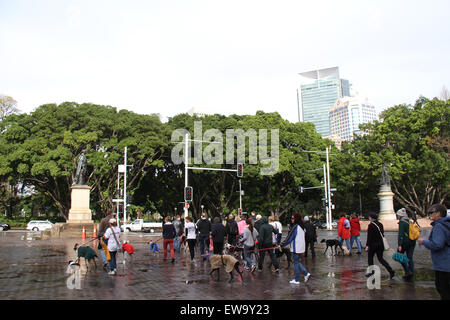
[0,229,441,300]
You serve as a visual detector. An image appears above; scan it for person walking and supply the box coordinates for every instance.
[240,217,259,272]
[225,214,239,246]
[196,213,212,259]
[338,213,352,255]
[184,216,197,262]
[104,218,121,275]
[256,216,280,272]
[237,213,248,238]
[211,216,226,254]
[365,212,395,279]
[274,216,283,245]
[281,212,311,284]
[350,213,362,255]
[418,204,450,300]
[303,216,316,258]
[162,216,176,263]
[254,214,263,232]
[98,210,113,269]
[173,215,183,252]
[396,208,416,281]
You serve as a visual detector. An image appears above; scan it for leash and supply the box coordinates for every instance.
[227,244,282,253]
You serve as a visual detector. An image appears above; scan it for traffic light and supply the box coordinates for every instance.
[237,163,243,177]
[184,186,193,202]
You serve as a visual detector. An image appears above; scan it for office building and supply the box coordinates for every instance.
[298,67,350,137]
[329,95,377,141]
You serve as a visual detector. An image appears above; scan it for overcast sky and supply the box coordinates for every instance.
[1,0,449,123]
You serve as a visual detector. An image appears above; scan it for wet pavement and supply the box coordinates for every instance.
[0,229,441,300]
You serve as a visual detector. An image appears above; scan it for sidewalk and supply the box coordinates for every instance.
[0,229,440,300]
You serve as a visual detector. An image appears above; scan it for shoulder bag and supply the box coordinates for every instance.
[371,222,390,251]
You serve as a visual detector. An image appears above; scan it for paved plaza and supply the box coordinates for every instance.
[0,228,441,301]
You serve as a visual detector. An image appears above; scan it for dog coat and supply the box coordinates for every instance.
[77,246,97,260]
[209,254,238,273]
[150,242,159,252]
[122,242,135,254]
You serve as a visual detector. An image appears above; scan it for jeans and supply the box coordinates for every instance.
[187,239,196,260]
[292,253,308,281]
[109,251,117,271]
[243,245,255,268]
[399,242,415,274]
[100,250,107,264]
[339,237,352,254]
[174,236,181,251]
[163,239,174,259]
[198,234,210,255]
[350,236,362,253]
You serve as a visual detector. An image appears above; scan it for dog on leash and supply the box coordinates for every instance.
[208,254,243,283]
[274,246,291,268]
[321,239,345,256]
[73,243,97,270]
[66,260,80,274]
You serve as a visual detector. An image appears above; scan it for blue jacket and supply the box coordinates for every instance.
[422,216,450,272]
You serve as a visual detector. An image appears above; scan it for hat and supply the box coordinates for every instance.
[368,212,378,219]
[396,208,407,217]
[109,218,116,224]
[304,216,309,221]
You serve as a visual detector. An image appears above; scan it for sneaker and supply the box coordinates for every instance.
[171,258,175,263]
[257,268,263,272]
[289,279,300,284]
[274,269,280,273]
[108,270,116,275]
[304,273,311,283]
[389,271,396,279]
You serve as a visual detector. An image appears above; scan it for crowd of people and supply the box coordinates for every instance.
[95,204,450,300]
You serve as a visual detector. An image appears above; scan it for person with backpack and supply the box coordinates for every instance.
[338,213,352,255]
[240,217,259,272]
[256,216,280,272]
[396,208,417,281]
[350,213,362,254]
[162,216,176,263]
[418,204,450,300]
[211,216,226,254]
[225,214,239,246]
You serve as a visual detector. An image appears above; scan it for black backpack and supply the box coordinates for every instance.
[229,221,238,235]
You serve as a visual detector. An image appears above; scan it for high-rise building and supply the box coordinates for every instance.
[329,95,377,141]
[298,67,349,137]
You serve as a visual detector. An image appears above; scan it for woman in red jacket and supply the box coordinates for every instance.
[350,213,362,254]
[338,213,352,255]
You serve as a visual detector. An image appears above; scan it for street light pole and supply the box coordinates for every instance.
[124,146,127,229]
[326,146,333,230]
[184,133,189,218]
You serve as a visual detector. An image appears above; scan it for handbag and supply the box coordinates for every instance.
[392,251,409,264]
[372,222,390,251]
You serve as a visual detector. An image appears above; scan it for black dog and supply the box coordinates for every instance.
[321,239,345,256]
[274,247,291,268]
[209,254,243,283]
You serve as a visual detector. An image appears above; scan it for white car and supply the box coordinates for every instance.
[26,220,54,231]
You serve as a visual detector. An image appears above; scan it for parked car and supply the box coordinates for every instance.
[120,219,162,232]
[0,222,11,231]
[320,220,338,229]
[26,220,54,231]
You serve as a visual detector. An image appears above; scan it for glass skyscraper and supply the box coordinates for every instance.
[298,67,349,137]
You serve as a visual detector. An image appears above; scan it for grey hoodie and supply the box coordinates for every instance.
[241,226,259,247]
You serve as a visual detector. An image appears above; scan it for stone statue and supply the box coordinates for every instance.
[73,150,87,185]
[380,164,390,187]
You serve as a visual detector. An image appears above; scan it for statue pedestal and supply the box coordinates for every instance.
[66,185,93,224]
[378,185,396,220]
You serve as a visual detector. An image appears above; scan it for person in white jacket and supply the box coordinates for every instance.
[281,212,311,284]
[104,218,121,275]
